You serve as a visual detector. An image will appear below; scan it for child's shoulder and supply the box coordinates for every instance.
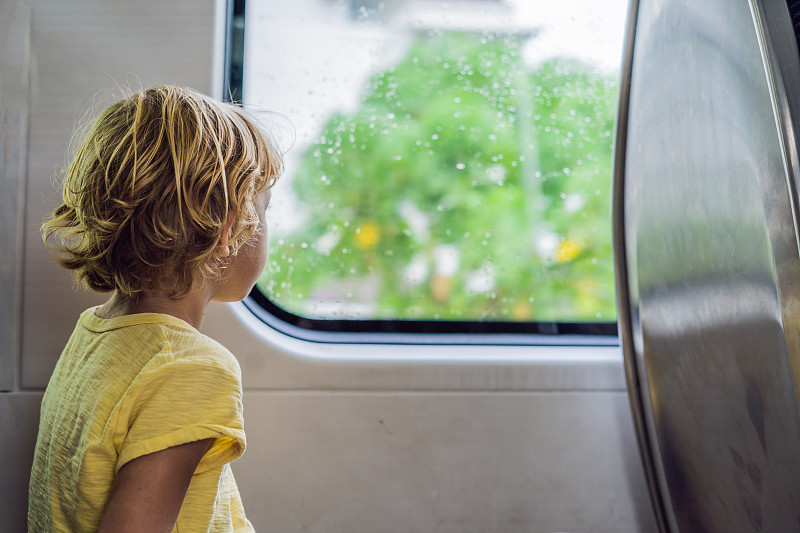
[155,319,242,380]
[77,307,241,376]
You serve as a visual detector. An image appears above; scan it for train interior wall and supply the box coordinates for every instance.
[0,1,658,531]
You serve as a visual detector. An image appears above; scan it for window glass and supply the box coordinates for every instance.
[244,0,628,324]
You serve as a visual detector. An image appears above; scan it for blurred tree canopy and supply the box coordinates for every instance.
[258,31,617,322]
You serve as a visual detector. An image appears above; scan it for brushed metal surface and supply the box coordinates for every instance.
[617,0,800,531]
[751,0,800,446]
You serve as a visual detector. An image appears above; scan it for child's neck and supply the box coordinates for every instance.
[96,290,212,329]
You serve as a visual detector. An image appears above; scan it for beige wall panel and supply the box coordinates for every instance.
[0,393,43,533]
[21,0,217,388]
[236,391,657,533]
[0,0,31,391]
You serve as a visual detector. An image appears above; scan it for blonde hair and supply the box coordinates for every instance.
[42,85,282,297]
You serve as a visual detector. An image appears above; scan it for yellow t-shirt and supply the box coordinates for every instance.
[28,308,254,533]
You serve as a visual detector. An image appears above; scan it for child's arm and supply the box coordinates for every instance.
[98,438,213,533]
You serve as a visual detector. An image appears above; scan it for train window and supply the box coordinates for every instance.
[237,0,628,339]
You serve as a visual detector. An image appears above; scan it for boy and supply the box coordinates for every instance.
[28,85,281,532]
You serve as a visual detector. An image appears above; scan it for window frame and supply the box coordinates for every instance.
[227,0,620,345]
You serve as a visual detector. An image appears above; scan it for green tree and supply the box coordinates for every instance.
[259,32,617,322]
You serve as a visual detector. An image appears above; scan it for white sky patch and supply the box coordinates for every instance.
[434,244,461,277]
[397,200,431,241]
[563,193,586,213]
[465,263,497,295]
[512,0,629,72]
[315,229,342,255]
[486,164,507,185]
[533,227,561,258]
[403,254,430,286]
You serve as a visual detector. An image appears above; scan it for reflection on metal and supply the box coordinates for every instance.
[615,0,800,531]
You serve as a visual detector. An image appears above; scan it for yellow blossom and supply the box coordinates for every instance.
[511,301,532,321]
[354,223,380,250]
[555,239,582,263]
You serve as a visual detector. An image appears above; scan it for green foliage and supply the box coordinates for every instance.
[259,32,617,322]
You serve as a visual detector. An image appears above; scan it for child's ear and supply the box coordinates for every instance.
[218,219,233,257]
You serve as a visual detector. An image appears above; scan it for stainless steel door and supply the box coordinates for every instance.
[615,0,800,531]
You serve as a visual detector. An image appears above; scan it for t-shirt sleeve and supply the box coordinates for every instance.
[115,357,246,474]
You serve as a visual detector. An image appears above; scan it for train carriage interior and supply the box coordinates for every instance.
[5,0,800,531]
